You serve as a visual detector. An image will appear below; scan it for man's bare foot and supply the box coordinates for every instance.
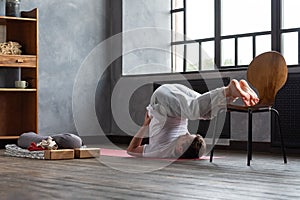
[225,79,258,106]
[239,79,259,106]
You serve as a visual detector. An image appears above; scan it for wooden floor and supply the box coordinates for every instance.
[0,147,300,200]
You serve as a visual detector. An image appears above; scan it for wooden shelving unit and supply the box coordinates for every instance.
[0,8,38,140]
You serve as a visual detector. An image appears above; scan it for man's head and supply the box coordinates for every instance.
[175,133,206,159]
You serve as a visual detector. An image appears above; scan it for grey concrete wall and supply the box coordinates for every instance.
[21,0,108,135]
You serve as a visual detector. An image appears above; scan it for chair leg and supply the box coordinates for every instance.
[209,148,214,162]
[271,108,287,164]
[247,109,253,166]
[210,109,224,162]
[210,113,218,162]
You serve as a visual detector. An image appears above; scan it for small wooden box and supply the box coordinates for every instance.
[44,149,74,160]
[74,148,100,158]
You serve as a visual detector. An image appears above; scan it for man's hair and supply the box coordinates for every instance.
[179,134,206,159]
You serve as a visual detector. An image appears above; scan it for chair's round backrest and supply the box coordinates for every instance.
[247,51,288,106]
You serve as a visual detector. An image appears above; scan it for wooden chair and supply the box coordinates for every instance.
[210,51,288,166]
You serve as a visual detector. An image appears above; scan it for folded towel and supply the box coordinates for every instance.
[5,144,44,159]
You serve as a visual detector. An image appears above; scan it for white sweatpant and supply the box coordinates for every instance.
[149,84,227,121]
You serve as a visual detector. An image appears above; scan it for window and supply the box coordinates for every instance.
[221,0,271,35]
[171,0,300,72]
[281,0,300,65]
[171,0,215,72]
[282,0,300,29]
[186,0,214,39]
[221,0,271,67]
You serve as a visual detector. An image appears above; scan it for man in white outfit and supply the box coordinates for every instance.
[127,79,259,159]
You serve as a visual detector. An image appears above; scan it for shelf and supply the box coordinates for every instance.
[0,136,19,139]
[0,88,36,92]
[0,15,37,24]
[0,9,38,25]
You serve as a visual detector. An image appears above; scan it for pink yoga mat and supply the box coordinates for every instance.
[100,148,219,161]
[101,148,132,158]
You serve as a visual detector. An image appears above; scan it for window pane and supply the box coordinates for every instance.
[172,44,184,72]
[221,39,235,66]
[201,41,215,70]
[282,0,300,29]
[172,0,183,10]
[256,34,271,56]
[186,0,214,39]
[238,37,252,65]
[282,32,298,65]
[221,0,271,35]
[186,43,199,72]
[172,12,184,41]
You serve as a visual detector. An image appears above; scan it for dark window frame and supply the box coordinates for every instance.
[171,0,300,72]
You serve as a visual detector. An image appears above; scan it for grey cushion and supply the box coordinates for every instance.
[17,132,48,149]
[18,132,83,149]
[52,133,82,149]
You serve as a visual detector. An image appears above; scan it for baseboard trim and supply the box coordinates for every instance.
[78,135,300,154]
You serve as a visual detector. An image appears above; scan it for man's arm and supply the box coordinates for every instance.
[126,112,151,157]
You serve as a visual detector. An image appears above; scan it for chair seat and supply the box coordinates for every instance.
[227,103,272,112]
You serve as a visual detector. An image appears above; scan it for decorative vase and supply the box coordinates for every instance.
[6,0,20,17]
